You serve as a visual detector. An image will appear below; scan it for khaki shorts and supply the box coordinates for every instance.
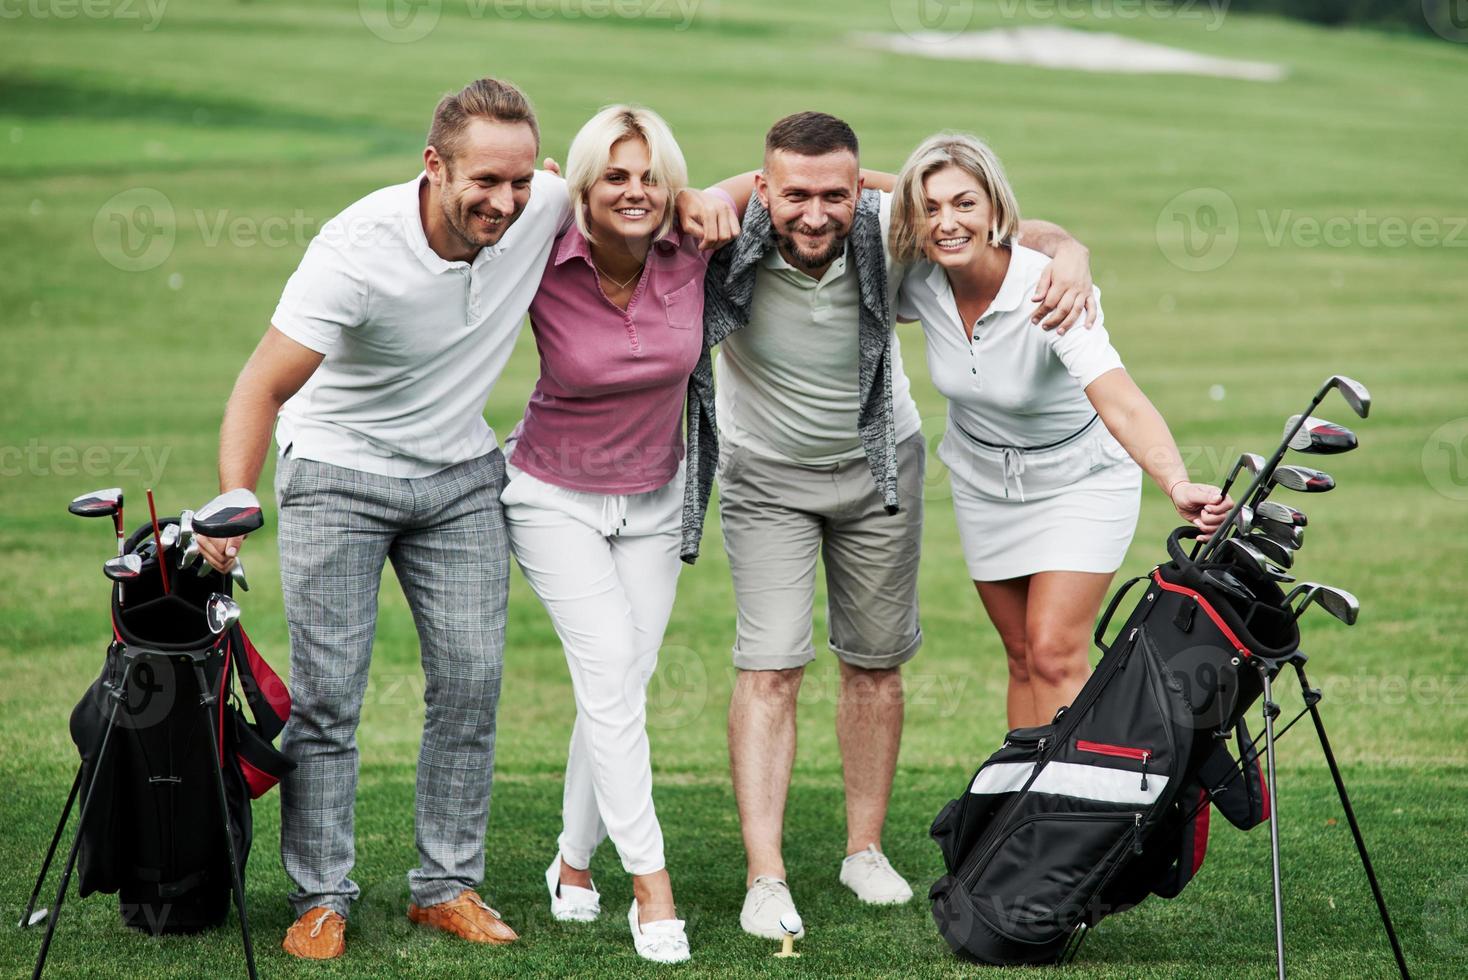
[717,431,925,671]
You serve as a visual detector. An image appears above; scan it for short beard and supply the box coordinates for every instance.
[773,227,848,272]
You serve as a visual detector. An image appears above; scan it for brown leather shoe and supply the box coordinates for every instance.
[408,889,519,945]
[282,907,346,960]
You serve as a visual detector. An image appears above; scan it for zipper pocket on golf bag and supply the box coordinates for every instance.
[933,725,1054,874]
[963,810,1146,945]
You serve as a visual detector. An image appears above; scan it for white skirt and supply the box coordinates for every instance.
[950,456,1143,581]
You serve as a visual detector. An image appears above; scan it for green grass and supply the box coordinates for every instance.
[2,1,1466,976]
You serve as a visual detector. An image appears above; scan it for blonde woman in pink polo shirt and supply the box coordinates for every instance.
[501,105,732,964]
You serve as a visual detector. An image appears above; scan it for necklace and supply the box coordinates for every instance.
[593,260,644,291]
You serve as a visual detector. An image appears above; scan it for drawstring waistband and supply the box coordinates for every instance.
[953,413,1101,502]
[598,494,629,537]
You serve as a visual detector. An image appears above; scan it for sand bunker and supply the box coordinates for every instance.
[859,26,1285,81]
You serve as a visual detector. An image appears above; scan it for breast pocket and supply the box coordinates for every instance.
[662,277,703,330]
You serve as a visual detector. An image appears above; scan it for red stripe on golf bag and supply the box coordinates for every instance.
[234,626,290,739]
[1192,790,1211,877]
[1151,572,1252,657]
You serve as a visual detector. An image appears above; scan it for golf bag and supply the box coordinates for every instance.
[929,527,1300,965]
[66,520,294,935]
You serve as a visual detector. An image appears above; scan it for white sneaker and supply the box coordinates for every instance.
[628,900,690,964]
[740,875,805,940]
[839,845,913,905]
[545,854,600,922]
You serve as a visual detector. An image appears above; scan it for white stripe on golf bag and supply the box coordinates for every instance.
[970,761,1169,806]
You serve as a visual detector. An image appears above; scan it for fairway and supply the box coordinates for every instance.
[2,1,1466,976]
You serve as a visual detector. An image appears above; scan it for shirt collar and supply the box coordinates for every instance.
[403,172,507,274]
[923,245,1026,313]
[553,221,683,268]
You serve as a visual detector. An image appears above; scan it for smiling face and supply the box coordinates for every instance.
[757,148,861,274]
[920,164,996,269]
[584,136,667,249]
[426,117,538,254]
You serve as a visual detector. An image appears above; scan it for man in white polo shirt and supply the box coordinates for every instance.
[194,78,733,959]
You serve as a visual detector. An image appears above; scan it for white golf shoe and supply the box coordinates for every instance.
[628,900,690,964]
[839,845,913,905]
[545,855,600,922]
[740,875,805,940]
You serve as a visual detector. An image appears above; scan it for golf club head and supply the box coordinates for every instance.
[1252,518,1305,549]
[1220,537,1271,574]
[24,907,48,927]
[193,488,264,539]
[1261,566,1295,583]
[1255,499,1307,528]
[1319,374,1371,419]
[1292,583,1360,626]
[1270,464,1335,494]
[205,593,242,635]
[160,523,180,550]
[1284,415,1358,455]
[103,554,143,581]
[1234,503,1255,536]
[1203,568,1255,603]
[1245,532,1295,569]
[230,559,249,592]
[69,487,123,518]
[178,539,201,569]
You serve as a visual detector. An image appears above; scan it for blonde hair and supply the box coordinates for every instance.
[565,105,688,245]
[889,133,1021,264]
[428,77,539,165]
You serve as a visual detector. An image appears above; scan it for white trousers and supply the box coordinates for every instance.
[501,462,684,876]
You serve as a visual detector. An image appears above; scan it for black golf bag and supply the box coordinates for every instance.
[66,520,294,935]
[930,527,1300,965]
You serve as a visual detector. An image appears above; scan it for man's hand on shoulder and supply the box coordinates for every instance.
[676,188,741,251]
[1032,241,1095,335]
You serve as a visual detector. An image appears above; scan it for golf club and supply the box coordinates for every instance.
[1203,568,1256,604]
[1199,375,1370,562]
[205,593,242,635]
[1283,415,1358,455]
[1244,532,1295,570]
[179,539,201,570]
[1288,583,1360,626]
[145,488,170,595]
[160,523,180,551]
[230,559,249,592]
[103,554,143,582]
[69,487,125,556]
[1190,454,1264,558]
[1220,537,1278,574]
[1255,500,1307,528]
[193,488,265,539]
[1252,518,1305,549]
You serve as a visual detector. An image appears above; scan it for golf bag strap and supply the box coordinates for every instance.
[1199,720,1270,830]
[1095,573,1148,651]
[229,625,291,740]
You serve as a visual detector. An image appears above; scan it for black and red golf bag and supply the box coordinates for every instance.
[929,527,1300,965]
[46,518,293,941]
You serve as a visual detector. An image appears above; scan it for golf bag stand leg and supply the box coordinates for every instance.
[1256,660,1286,980]
[191,660,258,980]
[18,767,83,928]
[30,659,137,980]
[1289,658,1411,979]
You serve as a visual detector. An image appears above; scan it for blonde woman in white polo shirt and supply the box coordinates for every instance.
[889,133,1234,731]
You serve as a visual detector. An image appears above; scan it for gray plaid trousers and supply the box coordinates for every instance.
[274,450,509,916]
